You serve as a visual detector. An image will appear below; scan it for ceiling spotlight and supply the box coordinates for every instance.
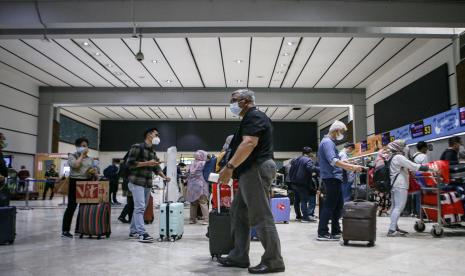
[280,64,287,67]
[165,80,173,83]
[236,80,243,83]
[234,59,243,64]
[135,34,144,62]
[151,59,159,63]
[94,52,101,56]
[282,52,290,56]
[83,42,90,46]
[292,107,302,111]
[287,42,295,46]
[106,64,113,68]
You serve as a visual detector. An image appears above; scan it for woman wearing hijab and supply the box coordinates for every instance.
[187,150,210,225]
[386,140,431,237]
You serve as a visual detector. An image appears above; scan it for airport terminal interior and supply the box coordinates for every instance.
[1,0,465,275]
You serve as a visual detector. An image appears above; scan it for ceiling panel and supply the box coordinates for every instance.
[149,107,167,119]
[73,38,135,87]
[0,39,90,86]
[188,38,225,87]
[193,107,211,119]
[0,46,66,86]
[336,38,412,88]
[315,37,382,88]
[265,107,278,118]
[155,38,203,87]
[269,37,300,88]
[159,107,182,119]
[281,37,320,88]
[122,38,180,87]
[220,37,251,87]
[271,107,293,120]
[298,107,325,121]
[282,107,308,120]
[210,107,226,119]
[248,37,283,87]
[294,37,352,88]
[61,107,101,123]
[55,39,125,87]
[91,38,159,87]
[106,106,137,118]
[22,39,110,87]
[139,106,160,119]
[177,107,196,119]
[89,106,121,119]
[123,106,153,119]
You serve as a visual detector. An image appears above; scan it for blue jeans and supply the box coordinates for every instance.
[129,183,151,235]
[342,181,353,203]
[318,178,343,236]
[295,185,316,219]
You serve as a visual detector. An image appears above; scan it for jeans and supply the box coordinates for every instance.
[389,187,408,231]
[342,181,353,203]
[129,183,151,235]
[317,178,343,236]
[229,160,285,269]
[294,185,316,219]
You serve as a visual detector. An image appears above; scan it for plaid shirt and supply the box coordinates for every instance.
[126,143,161,188]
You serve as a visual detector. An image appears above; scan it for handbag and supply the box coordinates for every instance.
[54,177,69,195]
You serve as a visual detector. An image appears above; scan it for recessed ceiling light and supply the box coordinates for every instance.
[189,115,193,118]
[83,42,90,46]
[94,52,101,56]
[279,70,286,74]
[272,79,280,82]
[280,64,287,67]
[124,80,132,84]
[184,107,189,110]
[282,52,290,56]
[106,64,113,68]
[234,59,243,64]
[257,76,264,79]
[236,80,243,83]
[114,72,123,76]
[165,80,173,83]
[151,59,159,63]
[138,76,145,79]
[287,42,295,46]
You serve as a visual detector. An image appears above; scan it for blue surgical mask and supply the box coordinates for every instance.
[230,102,242,116]
[77,147,86,153]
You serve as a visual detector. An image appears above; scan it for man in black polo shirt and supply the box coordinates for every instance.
[218,89,285,274]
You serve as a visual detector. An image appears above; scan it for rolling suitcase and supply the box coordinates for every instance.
[208,182,234,259]
[144,194,154,224]
[0,206,16,245]
[77,203,111,239]
[158,178,184,242]
[342,173,377,247]
[270,197,290,223]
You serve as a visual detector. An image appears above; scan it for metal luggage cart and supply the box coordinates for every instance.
[413,175,465,238]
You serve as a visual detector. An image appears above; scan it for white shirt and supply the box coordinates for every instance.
[390,154,421,190]
[412,152,429,165]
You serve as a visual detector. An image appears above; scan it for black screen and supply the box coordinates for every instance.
[100,120,318,152]
[374,63,450,134]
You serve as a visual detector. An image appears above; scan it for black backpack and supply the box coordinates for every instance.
[118,144,145,180]
[373,154,400,193]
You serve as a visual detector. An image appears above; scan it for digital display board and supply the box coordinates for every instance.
[460,107,465,126]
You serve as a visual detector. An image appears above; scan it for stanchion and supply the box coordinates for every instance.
[58,193,67,207]
[18,179,33,210]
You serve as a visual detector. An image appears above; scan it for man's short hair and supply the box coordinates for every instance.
[448,136,462,147]
[232,89,256,104]
[344,142,355,149]
[416,141,428,151]
[144,127,159,139]
[302,146,312,155]
[74,137,89,147]
[329,120,347,133]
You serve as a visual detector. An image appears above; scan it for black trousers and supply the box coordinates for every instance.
[317,178,343,236]
[109,179,119,203]
[43,182,54,199]
[62,178,89,232]
[119,195,134,221]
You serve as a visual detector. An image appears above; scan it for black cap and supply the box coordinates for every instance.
[302,147,312,154]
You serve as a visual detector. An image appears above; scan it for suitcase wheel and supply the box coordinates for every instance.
[343,240,349,246]
[414,221,426,233]
[367,241,375,247]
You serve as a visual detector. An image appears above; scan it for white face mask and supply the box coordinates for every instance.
[336,132,344,141]
[230,102,242,116]
[152,137,160,145]
[77,146,87,153]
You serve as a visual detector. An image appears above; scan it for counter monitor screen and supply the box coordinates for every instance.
[410,120,425,138]
[381,132,391,146]
[460,107,465,126]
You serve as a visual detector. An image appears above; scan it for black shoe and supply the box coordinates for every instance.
[118,217,130,224]
[248,263,285,274]
[61,232,73,239]
[217,257,249,268]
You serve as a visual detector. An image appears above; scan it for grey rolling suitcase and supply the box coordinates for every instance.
[342,172,377,247]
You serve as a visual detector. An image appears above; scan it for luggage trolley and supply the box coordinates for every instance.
[413,174,465,238]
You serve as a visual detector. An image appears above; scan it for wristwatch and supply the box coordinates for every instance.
[226,163,236,170]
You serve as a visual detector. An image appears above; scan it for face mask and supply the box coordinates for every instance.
[336,132,344,141]
[77,147,86,153]
[230,102,242,116]
[93,160,99,167]
[152,137,161,145]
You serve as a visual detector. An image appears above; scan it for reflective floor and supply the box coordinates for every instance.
[1,196,465,276]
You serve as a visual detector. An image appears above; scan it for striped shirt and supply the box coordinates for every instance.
[126,143,161,188]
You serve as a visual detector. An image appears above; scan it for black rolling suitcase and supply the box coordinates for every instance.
[0,206,16,245]
[342,173,377,247]
[208,182,234,259]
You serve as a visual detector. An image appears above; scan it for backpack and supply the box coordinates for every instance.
[202,156,217,182]
[373,154,400,193]
[118,143,145,180]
